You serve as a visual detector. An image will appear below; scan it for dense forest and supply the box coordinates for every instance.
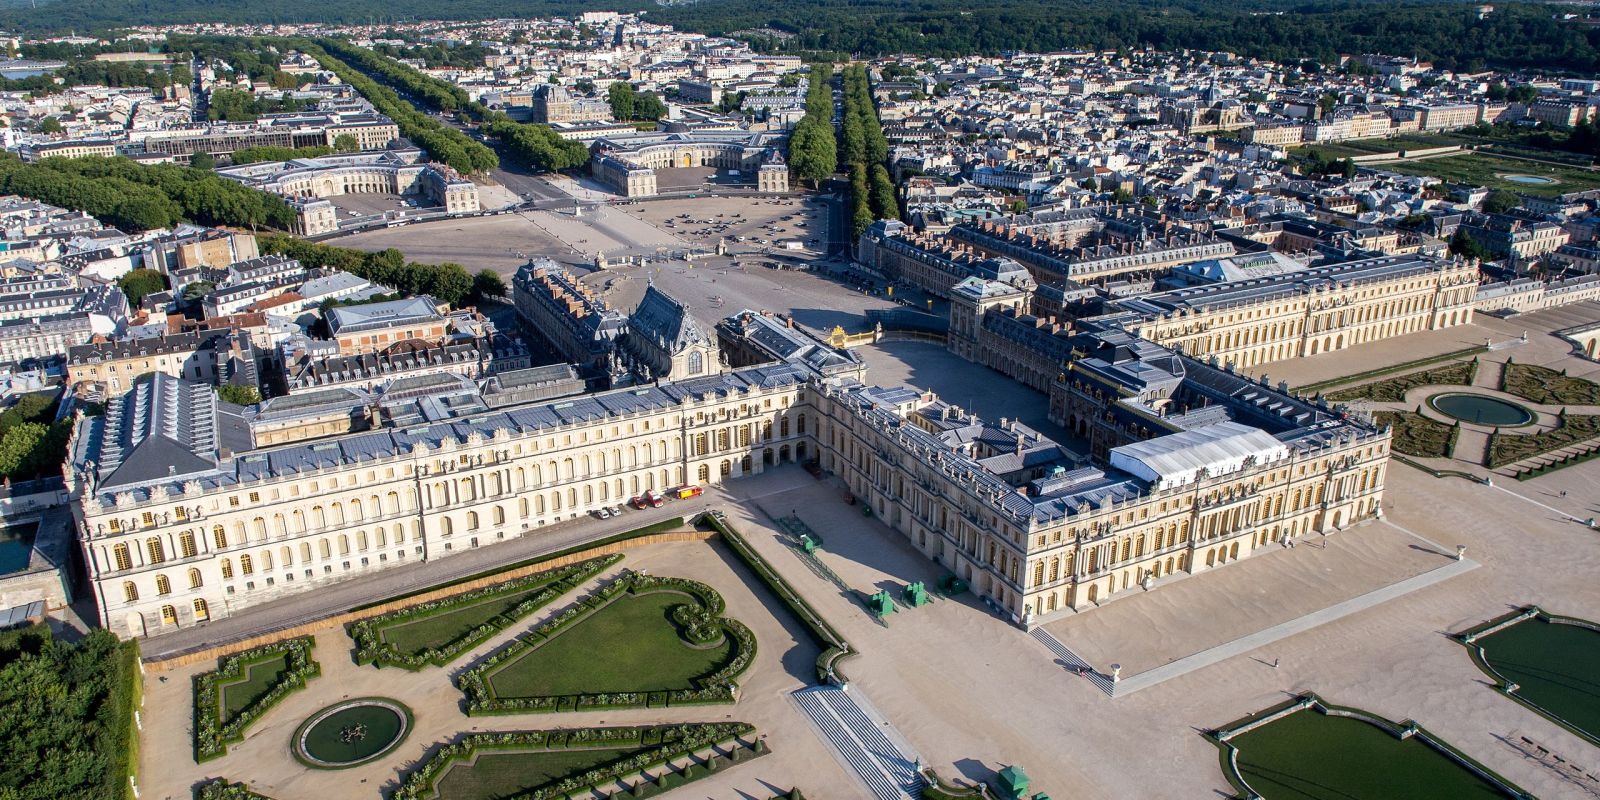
[0,625,140,800]
[5,0,1600,74]
[0,154,297,232]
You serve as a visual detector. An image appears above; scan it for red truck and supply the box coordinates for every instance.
[630,491,664,509]
[671,486,705,500]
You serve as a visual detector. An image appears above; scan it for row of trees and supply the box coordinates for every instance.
[0,154,296,232]
[259,235,502,308]
[205,88,310,122]
[294,39,498,175]
[840,65,897,239]
[786,64,836,188]
[310,37,593,174]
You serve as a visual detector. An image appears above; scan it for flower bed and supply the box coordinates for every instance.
[457,571,756,715]
[699,512,857,685]
[1326,359,1477,402]
[193,637,320,763]
[1487,413,1600,468]
[347,554,621,670]
[391,722,759,800]
[1373,411,1458,459]
[1500,361,1600,405]
[195,779,274,800]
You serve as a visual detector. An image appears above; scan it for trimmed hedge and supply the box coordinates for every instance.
[457,571,756,715]
[1326,360,1477,402]
[347,554,621,670]
[195,779,274,800]
[700,512,857,684]
[352,517,683,612]
[1501,361,1600,405]
[391,722,757,800]
[193,637,320,762]
[1295,346,1486,395]
[1488,413,1600,468]
[1374,410,1459,459]
[1513,441,1600,480]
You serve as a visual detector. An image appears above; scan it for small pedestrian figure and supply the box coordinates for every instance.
[1560,490,1568,498]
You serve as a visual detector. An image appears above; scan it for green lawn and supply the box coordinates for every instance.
[219,653,290,721]
[379,579,562,658]
[1478,616,1600,743]
[432,747,632,800]
[1380,153,1600,196]
[486,592,733,698]
[1230,709,1507,800]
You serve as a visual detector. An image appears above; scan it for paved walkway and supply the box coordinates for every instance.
[138,501,702,660]
[1028,629,1115,696]
[1058,555,1480,697]
[793,685,923,800]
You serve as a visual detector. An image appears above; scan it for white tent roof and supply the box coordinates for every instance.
[1109,421,1288,487]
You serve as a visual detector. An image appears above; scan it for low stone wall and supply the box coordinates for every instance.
[142,529,712,671]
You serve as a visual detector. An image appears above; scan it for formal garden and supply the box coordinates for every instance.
[193,636,321,762]
[348,554,621,669]
[1327,360,1478,402]
[1457,606,1600,747]
[292,697,413,768]
[1210,694,1527,799]
[1373,410,1460,458]
[457,569,757,714]
[392,722,763,800]
[1499,361,1600,405]
[1487,412,1600,468]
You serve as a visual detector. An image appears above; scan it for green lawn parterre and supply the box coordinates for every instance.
[193,637,320,762]
[1212,696,1527,800]
[457,570,755,714]
[348,554,622,670]
[392,722,761,800]
[1460,608,1600,747]
[1379,152,1600,197]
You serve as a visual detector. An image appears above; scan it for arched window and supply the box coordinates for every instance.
[122,581,138,602]
[160,605,177,626]
[212,526,227,549]
[281,546,293,567]
[467,511,479,530]
[179,532,197,559]
[239,554,254,575]
[319,539,331,559]
[112,543,132,571]
[441,517,454,536]
[155,574,171,595]
[493,506,505,525]
[188,568,203,589]
[220,558,233,579]
[688,350,703,374]
[146,537,166,564]
[193,599,209,621]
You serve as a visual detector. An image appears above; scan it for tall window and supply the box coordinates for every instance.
[146,537,166,564]
[221,558,233,579]
[212,526,227,549]
[188,568,203,589]
[179,532,197,559]
[122,581,138,602]
[112,543,132,571]
[155,574,170,595]
[193,599,209,621]
[239,554,253,576]
[160,605,177,626]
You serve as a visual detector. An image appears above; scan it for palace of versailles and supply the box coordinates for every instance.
[68,259,1390,634]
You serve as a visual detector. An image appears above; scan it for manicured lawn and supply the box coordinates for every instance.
[1380,153,1600,196]
[432,747,632,800]
[379,580,562,658]
[219,653,290,721]
[486,592,733,698]
[1230,709,1506,800]
[1478,616,1600,743]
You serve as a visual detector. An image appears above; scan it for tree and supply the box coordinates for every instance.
[607,81,636,121]
[216,384,261,406]
[1481,189,1522,215]
[868,163,899,221]
[471,269,505,302]
[1449,228,1492,261]
[117,268,167,305]
[635,92,667,121]
[181,280,214,302]
[1317,94,1337,115]
[333,134,359,152]
[189,151,215,170]
[1010,199,1029,214]
[423,262,473,307]
[36,116,61,134]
